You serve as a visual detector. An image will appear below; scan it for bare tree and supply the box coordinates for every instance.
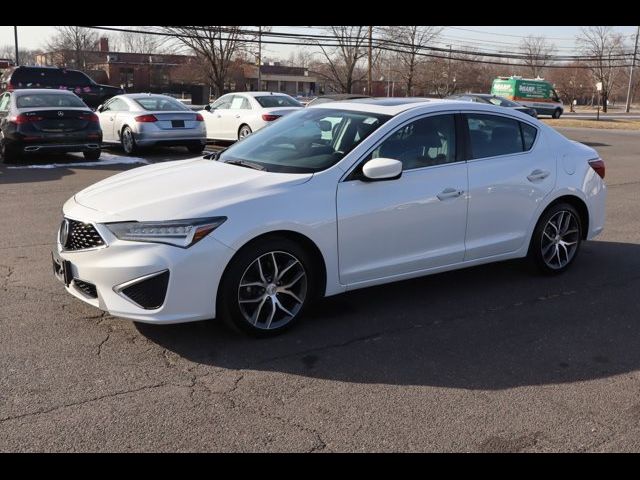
[383,26,442,96]
[45,26,98,68]
[159,26,248,96]
[0,45,40,65]
[316,26,370,93]
[577,26,626,112]
[519,36,556,78]
[120,28,166,54]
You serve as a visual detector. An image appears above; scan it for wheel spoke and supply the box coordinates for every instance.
[240,281,263,288]
[240,295,264,304]
[256,257,267,283]
[563,229,579,236]
[274,298,294,318]
[282,271,305,289]
[542,240,554,257]
[251,296,268,325]
[277,259,299,281]
[265,298,277,329]
[278,289,302,304]
[271,252,279,280]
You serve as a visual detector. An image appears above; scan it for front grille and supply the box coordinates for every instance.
[120,271,170,310]
[73,279,97,298]
[62,219,105,251]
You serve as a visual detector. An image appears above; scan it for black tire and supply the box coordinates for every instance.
[238,124,252,140]
[83,150,101,161]
[552,108,562,119]
[217,236,317,337]
[528,202,583,275]
[0,136,19,164]
[120,126,137,155]
[187,143,206,154]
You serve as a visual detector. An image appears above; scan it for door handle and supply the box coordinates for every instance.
[216,114,222,118]
[437,188,464,201]
[109,116,114,121]
[235,114,241,118]
[527,169,550,182]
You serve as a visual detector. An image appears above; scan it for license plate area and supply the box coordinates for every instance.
[51,251,73,286]
[171,120,185,128]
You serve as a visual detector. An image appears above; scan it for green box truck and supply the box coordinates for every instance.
[491,76,564,118]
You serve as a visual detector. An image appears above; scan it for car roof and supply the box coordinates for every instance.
[309,97,539,120]
[237,92,294,98]
[119,93,176,99]
[316,94,370,100]
[11,88,76,96]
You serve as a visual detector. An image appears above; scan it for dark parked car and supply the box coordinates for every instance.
[446,93,538,118]
[306,93,371,107]
[0,89,102,164]
[0,66,123,109]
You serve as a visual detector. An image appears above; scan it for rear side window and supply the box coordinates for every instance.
[11,68,63,87]
[59,70,93,87]
[466,113,537,159]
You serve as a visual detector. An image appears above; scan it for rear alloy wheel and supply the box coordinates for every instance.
[529,203,582,274]
[121,126,137,155]
[552,109,562,119]
[83,150,101,161]
[218,237,315,336]
[238,125,252,140]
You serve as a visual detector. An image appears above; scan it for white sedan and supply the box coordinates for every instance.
[199,92,303,141]
[53,98,606,336]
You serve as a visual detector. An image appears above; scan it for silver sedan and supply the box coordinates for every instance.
[96,94,207,155]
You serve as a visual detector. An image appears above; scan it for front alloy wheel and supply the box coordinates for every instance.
[218,237,315,336]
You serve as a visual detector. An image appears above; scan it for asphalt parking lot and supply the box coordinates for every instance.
[1,128,640,452]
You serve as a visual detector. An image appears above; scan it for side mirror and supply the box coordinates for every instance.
[362,158,402,181]
[317,120,332,132]
[204,104,212,111]
[96,104,103,113]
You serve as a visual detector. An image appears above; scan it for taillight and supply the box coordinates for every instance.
[135,114,158,123]
[195,113,204,121]
[80,112,99,123]
[7,82,14,92]
[588,158,605,179]
[9,114,44,124]
[262,114,281,121]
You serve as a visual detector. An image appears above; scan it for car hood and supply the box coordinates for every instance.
[73,158,312,221]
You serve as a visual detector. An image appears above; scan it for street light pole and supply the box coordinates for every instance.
[368,26,372,96]
[14,26,19,66]
[625,25,639,113]
[257,26,262,91]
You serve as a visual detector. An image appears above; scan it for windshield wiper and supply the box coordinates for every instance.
[203,148,226,160]
[224,159,266,171]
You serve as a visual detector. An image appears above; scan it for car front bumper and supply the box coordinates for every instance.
[54,206,236,324]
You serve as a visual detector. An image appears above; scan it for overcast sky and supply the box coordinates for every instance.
[1,26,638,59]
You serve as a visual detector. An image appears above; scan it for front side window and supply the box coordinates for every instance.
[466,113,529,159]
[0,93,10,112]
[229,95,251,110]
[211,96,232,110]
[369,114,457,171]
[16,93,86,109]
[218,108,391,173]
[107,98,130,112]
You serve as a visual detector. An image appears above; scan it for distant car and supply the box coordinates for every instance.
[446,93,538,118]
[305,94,371,107]
[0,89,102,164]
[95,94,207,155]
[199,92,303,141]
[0,66,123,110]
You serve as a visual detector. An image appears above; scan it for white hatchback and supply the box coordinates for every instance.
[53,98,606,336]
[199,92,303,141]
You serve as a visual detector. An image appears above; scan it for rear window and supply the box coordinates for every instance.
[8,68,93,88]
[255,95,302,108]
[133,96,190,111]
[16,93,87,109]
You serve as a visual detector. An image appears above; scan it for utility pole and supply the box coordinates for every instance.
[625,26,639,113]
[14,26,19,66]
[368,26,372,96]
[447,44,452,95]
[257,26,262,91]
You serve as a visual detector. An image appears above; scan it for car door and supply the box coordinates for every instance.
[226,95,252,139]
[204,95,232,140]
[463,112,555,260]
[98,98,118,141]
[336,113,469,285]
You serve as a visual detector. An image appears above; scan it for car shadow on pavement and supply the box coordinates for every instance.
[136,240,640,390]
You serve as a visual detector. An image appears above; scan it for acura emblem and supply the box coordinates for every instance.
[59,219,69,246]
[57,111,64,117]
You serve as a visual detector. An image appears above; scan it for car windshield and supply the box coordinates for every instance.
[133,96,190,111]
[16,93,86,108]
[487,96,519,107]
[255,95,302,108]
[218,108,391,173]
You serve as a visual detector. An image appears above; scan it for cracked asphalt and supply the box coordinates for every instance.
[1,131,640,452]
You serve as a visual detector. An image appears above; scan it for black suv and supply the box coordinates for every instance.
[0,66,123,109]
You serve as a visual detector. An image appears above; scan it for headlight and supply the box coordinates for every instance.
[103,217,227,248]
